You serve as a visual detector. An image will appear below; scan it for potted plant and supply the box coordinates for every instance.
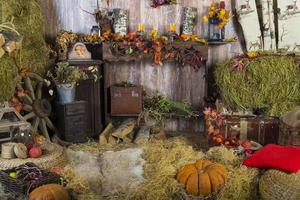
[47,62,88,104]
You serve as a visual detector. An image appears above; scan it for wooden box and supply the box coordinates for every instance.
[56,101,88,143]
[208,115,280,145]
[110,86,143,116]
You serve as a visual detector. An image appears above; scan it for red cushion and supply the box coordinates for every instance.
[242,144,300,173]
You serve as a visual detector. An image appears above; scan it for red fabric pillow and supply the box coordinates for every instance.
[242,144,300,173]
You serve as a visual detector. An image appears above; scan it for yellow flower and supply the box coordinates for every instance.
[208,11,215,17]
[247,51,258,58]
[150,29,158,40]
[203,15,209,23]
[219,9,226,17]
[210,3,216,10]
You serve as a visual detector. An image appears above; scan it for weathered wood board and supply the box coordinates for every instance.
[40,0,243,132]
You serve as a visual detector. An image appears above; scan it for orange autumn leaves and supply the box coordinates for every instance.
[204,107,225,144]
[203,1,232,29]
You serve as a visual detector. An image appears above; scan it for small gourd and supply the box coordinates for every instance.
[14,143,28,159]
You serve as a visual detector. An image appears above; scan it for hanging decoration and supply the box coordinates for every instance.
[151,0,177,8]
[235,0,262,51]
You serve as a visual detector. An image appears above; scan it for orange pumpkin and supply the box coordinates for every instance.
[176,160,228,196]
[29,184,70,200]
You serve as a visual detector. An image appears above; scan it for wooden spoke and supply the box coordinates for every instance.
[35,82,44,99]
[21,94,33,105]
[29,72,44,82]
[23,104,33,112]
[24,77,36,100]
[44,117,56,131]
[39,118,50,140]
[23,112,36,120]
[32,117,40,133]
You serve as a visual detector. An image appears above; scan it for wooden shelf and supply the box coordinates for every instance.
[208,41,237,45]
[102,41,209,63]
[68,59,103,66]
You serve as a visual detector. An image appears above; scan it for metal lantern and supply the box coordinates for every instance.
[12,125,32,143]
[208,17,225,41]
[182,7,197,35]
[91,25,101,36]
[113,9,129,36]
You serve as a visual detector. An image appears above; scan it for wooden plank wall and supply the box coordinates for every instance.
[40,0,243,132]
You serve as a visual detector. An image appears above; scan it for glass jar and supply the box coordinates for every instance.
[167,24,179,42]
[137,24,146,40]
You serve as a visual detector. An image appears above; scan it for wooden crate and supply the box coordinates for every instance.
[278,120,300,147]
[110,86,143,116]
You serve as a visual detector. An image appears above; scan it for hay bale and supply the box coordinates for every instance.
[100,148,145,196]
[218,166,259,200]
[215,56,300,116]
[259,169,300,200]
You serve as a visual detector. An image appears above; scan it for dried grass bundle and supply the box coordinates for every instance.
[218,166,259,200]
[205,146,241,167]
[128,137,205,200]
[64,138,260,200]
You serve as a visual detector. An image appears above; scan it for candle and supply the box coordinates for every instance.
[137,24,145,32]
[169,24,176,32]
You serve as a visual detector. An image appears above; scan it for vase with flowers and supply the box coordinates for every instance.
[203,1,231,41]
[47,62,88,104]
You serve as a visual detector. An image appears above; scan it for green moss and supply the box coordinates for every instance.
[0,0,49,102]
[215,56,300,116]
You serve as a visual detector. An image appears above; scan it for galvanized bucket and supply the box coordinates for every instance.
[56,84,75,104]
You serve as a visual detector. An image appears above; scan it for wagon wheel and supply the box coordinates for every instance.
[16,72,56,140]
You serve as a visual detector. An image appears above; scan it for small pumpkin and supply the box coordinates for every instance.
[29,184,70,200]
[34,134,46,144]
[176,160,228,196]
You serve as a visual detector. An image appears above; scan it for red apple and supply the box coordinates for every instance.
[29,146,42,158]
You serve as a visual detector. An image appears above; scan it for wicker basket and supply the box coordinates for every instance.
[259,169,300,200]
[0,142,67,170]
[278,119,300,146]
[0,163,61,197]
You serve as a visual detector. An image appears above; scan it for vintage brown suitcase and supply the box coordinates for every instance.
[219,115,279,145]
[110,86,143,116]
